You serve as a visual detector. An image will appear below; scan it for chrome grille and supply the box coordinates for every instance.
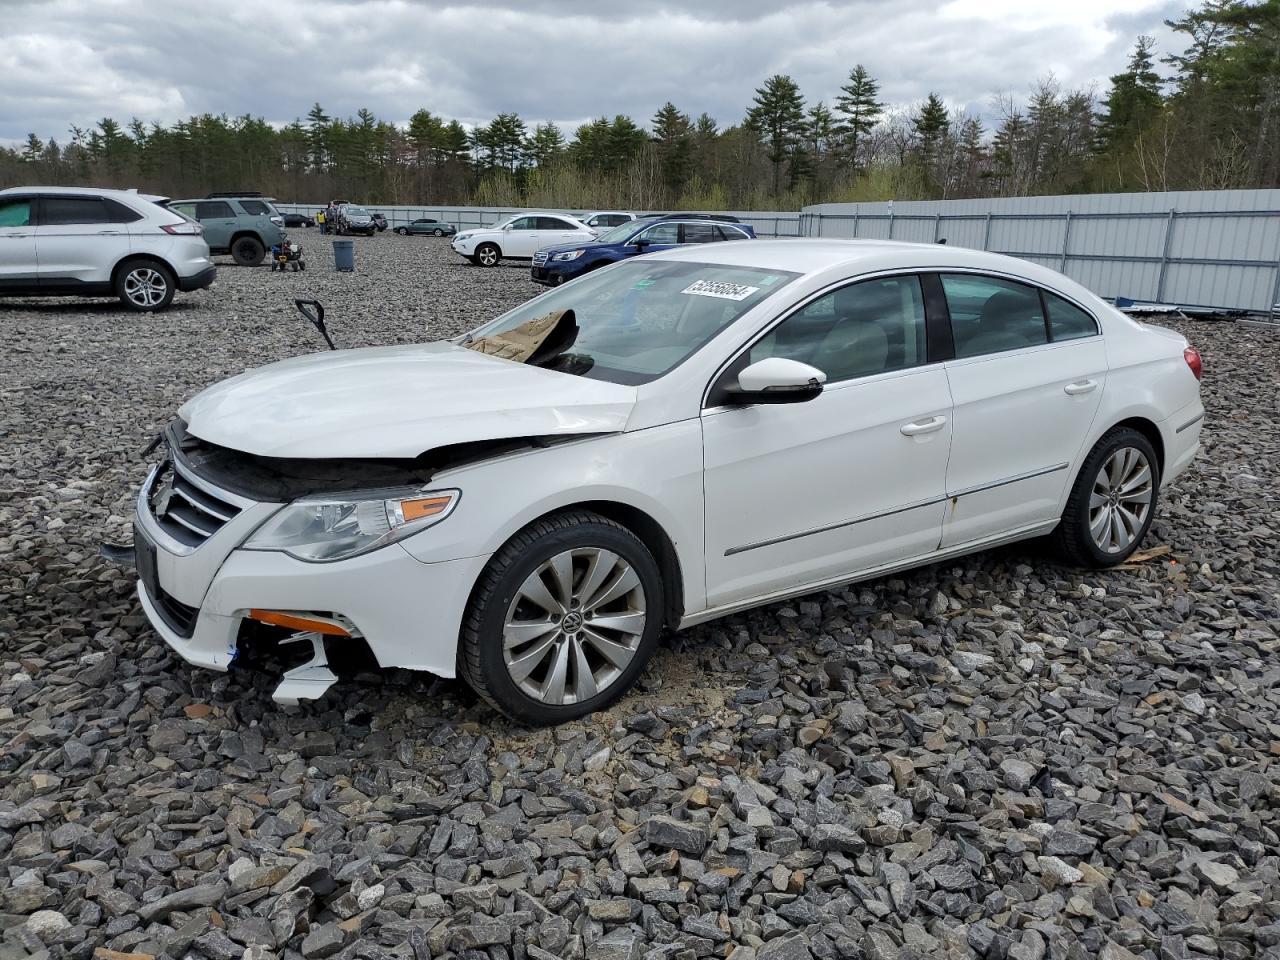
[532,251,549,266]
[147,461,242,548]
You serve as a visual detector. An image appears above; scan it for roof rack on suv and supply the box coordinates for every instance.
[206,191,264,198]
[643,213,742,223]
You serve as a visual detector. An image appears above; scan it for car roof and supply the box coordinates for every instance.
[0,185,168,203]
[648,238,1075,283]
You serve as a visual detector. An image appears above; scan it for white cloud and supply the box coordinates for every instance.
[0,0,1185,142]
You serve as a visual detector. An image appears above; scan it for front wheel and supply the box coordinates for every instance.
[1053,427,1160,567]
[396,227,408,235]
[115,260,176,312]
[458,511,664,725]
[474,243,501,267]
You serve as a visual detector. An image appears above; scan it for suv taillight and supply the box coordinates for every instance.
[162,222,203,236]
[1183,346,1203,381]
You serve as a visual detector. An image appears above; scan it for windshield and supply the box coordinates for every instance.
[345,206,369,217]
[595,218,657,244]
[466,259,799,385]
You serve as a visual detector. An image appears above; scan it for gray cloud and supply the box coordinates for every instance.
[0,0,1185,143]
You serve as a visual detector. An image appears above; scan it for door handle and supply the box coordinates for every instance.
[901,415,947,437]
[1064,379,1098,396]
[97,230,123,235]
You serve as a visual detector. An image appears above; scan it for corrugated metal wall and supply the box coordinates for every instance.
[276,191,1280,312]
[800,190,1280,313]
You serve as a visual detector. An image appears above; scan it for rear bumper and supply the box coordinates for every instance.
[177,265,217,292]
[1160,400,1204,487]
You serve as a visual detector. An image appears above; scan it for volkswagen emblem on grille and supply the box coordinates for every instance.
[152,474,175,518]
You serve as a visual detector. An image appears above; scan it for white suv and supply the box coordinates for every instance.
[451,213,595,267]
[0,186,215,312]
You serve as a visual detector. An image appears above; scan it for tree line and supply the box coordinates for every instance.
[2,0,1275,210]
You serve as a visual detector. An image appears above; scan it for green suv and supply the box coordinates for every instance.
[168,194,287,266]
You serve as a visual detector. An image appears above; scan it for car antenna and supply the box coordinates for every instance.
[294,298,336,350]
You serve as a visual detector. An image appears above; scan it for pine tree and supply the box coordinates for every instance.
[22,134,43,163]
[834,65,883,170]
[651,102,693,193]
[1097,36,1164,153]
[746,74,807,196]
[305,103,330,173]
[912,94,950,162]
[526,123,565,167]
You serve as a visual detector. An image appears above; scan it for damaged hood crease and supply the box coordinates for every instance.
[179,341,638,459]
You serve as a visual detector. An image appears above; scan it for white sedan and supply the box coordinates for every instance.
[451,213,595,266]
[131,240,1204,724]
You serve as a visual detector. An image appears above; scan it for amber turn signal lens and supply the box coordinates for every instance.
[248,609,351,636]
[400,495,453,522]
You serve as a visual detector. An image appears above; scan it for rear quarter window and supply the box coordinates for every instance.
[1045,292,1099,341]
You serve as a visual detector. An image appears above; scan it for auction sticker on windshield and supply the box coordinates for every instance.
[682,279,760,301]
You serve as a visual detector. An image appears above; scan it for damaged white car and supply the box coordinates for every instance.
[129,240,1204,724]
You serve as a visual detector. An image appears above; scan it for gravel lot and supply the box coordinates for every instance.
[2,233,1278,960]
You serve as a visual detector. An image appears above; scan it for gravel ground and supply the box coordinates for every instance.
[2,233,1279,960]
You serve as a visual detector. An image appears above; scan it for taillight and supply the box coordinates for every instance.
[1183,346,1203,381]
[161,222,203,236]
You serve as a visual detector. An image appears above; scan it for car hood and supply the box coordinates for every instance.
[178,341,638,458]
[539,240,618,256]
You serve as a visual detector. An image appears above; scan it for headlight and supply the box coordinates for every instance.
[552,250,585,261]
[455,233,473,242]
[245,487,460,562]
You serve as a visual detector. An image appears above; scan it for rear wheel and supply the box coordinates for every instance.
[1053,427,1159,567]
[475,243,501,267]
[231,235,266,266]
[115,260,175,312]
[459,511,664,725]
[433,228,444,237]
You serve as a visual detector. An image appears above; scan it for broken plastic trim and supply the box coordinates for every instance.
[271,631,339,705]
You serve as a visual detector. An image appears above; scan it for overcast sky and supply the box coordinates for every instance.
[2,0,1185,144]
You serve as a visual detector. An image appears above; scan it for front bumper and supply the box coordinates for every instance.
[137,541,487,678]
[132,456,488,679]
[177,265,217,292]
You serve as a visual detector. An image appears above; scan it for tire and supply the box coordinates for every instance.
[115,259,176,312]
[231,236,266,267]
[433,228,444,237]
[458,511,665,725]
[475,243,501,267]
[1052,427,1160,567]
[396,227,408,235]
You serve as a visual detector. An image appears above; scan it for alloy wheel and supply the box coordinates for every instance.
[502,548,647,705]
[123,268,168,308]
[478,247,498,266]
[1089,446,1154,553]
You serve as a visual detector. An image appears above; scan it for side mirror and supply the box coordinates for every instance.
[632,237,650,249]
[726,357,826,405]
[503,224,512,231]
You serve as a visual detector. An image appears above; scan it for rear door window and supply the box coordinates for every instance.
[41,196,116,225]
[194,201,236,219]
[941,274,1048,358]
[680,222,719,244]
[537,216,575,230]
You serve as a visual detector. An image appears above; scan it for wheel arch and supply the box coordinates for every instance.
[471,499,686,632]
[229,230,265,248]
[110,254,175,287]
[1105,416,1165,478]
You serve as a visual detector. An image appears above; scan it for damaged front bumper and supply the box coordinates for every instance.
[123,426,490,701]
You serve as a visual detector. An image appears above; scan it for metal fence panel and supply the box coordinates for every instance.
[802,189,1280,313]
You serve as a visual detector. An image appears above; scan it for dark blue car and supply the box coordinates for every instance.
[531,215,755,286]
